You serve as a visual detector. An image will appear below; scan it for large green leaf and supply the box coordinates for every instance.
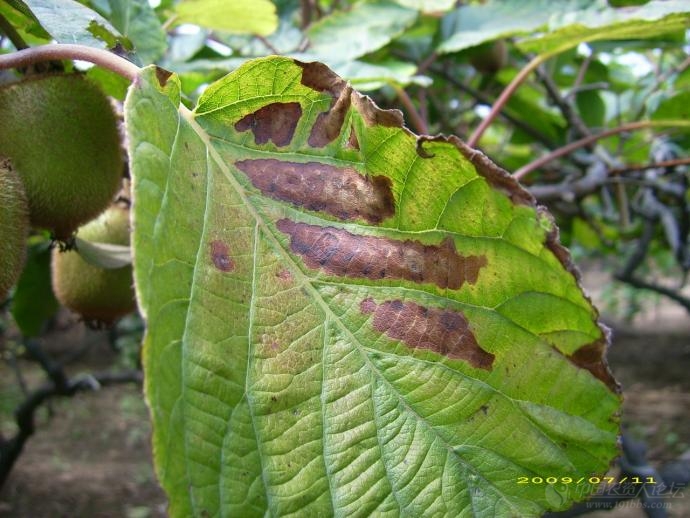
[20,0,127,49]
[518,0,690,55]
[304,1,418,64]
[125,57,620,517]
[438,0,690,55]
[92,0,167,64]
[438,0,594,54]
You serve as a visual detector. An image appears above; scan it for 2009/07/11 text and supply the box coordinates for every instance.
[516,476,657,485]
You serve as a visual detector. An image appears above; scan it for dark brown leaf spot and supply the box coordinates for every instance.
[277,220,488,289]
[296,60,343,95]
[567,336,619,392]
[352,94,404,128]
[236,159,395,224]
[276,268,293,282]
[210,240,235,272]
[308,84,352,148]
[234,102,301,147]
[359,298,494,370]
[347,124,360,150]
[155,66,172,87]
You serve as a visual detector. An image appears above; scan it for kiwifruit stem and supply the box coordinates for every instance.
[0,44,140,82]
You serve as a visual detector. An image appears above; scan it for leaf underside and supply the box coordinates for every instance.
[125,57,621,518]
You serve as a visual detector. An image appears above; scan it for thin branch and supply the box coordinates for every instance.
[514,120,690,180]
[0,44,140,82]
[467,53,548,148]
[417,51,438,75]
[0,369,143,489]
[393,85,428,134]
[430,65,558,149]
[568,53,592,101]
[609,157,690,176]
[417,88,429,132]
[255,34,280,55]
[534,62,590,139]
[616,273,690,313]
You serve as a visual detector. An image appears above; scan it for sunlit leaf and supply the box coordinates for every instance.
[438,0,690,56]
[305,1,418,64]
[174,0,278,36]
[392,0,455,13]
[438,0,593,54]
[125,57,620,517]
[517,0,690,55]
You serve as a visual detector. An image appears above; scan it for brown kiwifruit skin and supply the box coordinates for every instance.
[0,157,30,302]
[0,74,123,239]
[51,205,136,323]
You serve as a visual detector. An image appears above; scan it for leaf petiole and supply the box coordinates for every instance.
[0,44,140,82]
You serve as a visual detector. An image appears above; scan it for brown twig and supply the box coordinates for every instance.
[393,85,428,134]
[467,53,548,147]
[608,157,690,176]
[534,62,591,139]
[430,65,558,149]
[255,34,280,55]
[0,367,143,488]
[514,120,690,180]
[0,44,140,81]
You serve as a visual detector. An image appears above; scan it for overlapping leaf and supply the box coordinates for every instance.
[438,0,690,55]
[21,0,126,49]
[125,57,620,517]
[304,1,418,64]
[94,0,167,64]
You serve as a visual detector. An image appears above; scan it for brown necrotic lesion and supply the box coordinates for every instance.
[209,239,235,272]
[360,297,494,370]
[276,219,488,290]
[234,102,302,147]
[236,159,395,224]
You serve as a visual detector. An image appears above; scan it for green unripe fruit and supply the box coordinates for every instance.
[0,157,30,301]
[468,40,507,75]
[52,205,136,324]
[0,74,123,239]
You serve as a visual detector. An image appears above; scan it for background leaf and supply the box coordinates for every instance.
[91,0,167,64]
[517,0,690,55]
[173,0,278,36]
[438,0,594,54]
[126,57,620,517]
[304,1,418,64]
[21,0,127,49]
[10,238,59,337]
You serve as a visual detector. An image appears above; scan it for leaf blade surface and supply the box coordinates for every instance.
[126,57,621,517]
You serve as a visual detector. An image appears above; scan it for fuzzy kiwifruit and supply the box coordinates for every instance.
[468,40,508,75]
[0,157,30,302]
[0,74,123,239]
[51,205,136,324]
